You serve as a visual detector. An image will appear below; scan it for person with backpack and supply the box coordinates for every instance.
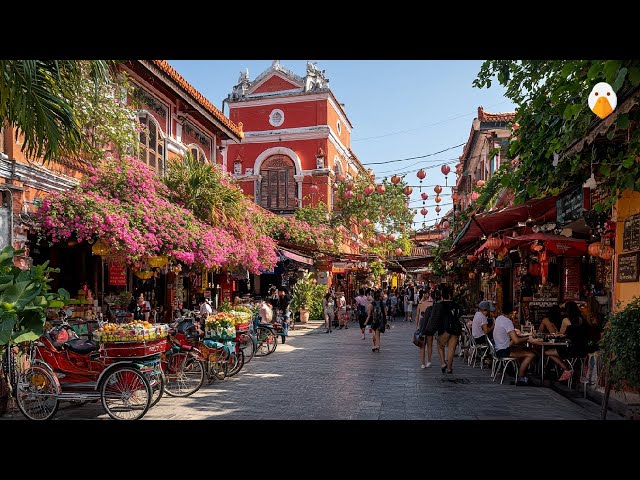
[435,287,462,374]
[368,290,387,352]
[355,288,369,340]
[404,285,415,322]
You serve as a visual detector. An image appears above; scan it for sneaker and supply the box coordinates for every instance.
[515,378,530,386]
[559,369,573,382]
[344,326,348,329]
[426,362,431,368]
[441,365,447,374]
[421,364,426,369]
[362,333,365,340]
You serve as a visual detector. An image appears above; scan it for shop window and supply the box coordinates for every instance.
[188,144,207,163]
[138,113,165,174]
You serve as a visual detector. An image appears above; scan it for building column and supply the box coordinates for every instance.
[294,174,304,208]
[255,174,262,204]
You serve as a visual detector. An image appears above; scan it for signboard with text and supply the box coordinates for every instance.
[622,214,640,252]
[617,252,639,283]
[108,265,127,286]
[557,186,585,225]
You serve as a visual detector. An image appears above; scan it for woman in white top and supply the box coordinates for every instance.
[337,292,348,329]
[415,292,433,328]
[323,293,336,333]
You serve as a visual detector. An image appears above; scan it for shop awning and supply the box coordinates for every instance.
[450,195,559,254]
[278,248,314,266]
[505,233,588,257]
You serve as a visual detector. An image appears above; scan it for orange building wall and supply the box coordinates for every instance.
[327,102,350,148]
[229,100,326,132]
[614,189,640,311]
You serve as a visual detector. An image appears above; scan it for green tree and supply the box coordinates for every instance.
[474,60,640,210]
[0,60,114,163]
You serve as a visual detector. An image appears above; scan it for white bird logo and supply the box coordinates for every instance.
[588,82,617,119]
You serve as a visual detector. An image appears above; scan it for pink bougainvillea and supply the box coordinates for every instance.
[35,157,278,273]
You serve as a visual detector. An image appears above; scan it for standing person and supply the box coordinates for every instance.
[337,291,348,329]
[404,285,415,322]
[277,287,292,342]
[436,287,462,374]
[389,291,398,321]
[323,292,336,333]
[421,289,442,368]
[355,289,369,340]
[368,291,387,352]
[268,286,279,311]
[415,292,433,328]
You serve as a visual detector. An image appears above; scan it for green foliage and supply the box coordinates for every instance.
[290,272,325,320]
[600,297,640,391]
[474,60,640,209]
[369,260,387,281]
[0,246,68,346]
[294,201,331,226]
[430,236,454,278]
[218,298,233,312]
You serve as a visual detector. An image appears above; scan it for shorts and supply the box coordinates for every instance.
[474,335,487,345]
[359,314,367,329]
[496,347,511,358]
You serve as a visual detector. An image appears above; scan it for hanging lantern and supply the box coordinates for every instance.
[599,245,614,261]
[403,186,413,196]
[364,184,375,196]
[434,185,442,195]
[441,165,451,176]
[343,190,353,200]
[532,242,544,252]
[421,192,428,201]
[346,181,355,191]
[378,233,387,242]
[467,254,477,262]
[417,169,426,191]
[377,184,386,194]
[539,250,548,262]
[369,238,377,245]
[391,175,401,185]
[148,255,168,268]
[336,173,346,182]
[387,233,395,242]
[441,220,450,229]
[310,184,319,194]
[471,192,480,201]
[420,208,428,216]
[92,239,110,256]
[395,248,403,256]
[434,195,442,203]
[434,221,440,230]
[476,179,486,187]
[486,236,503,250]
[469,272,476,280]
[362,218,370,226]
[435,206,441,214]
[134,269,153,280]
[452,193,459,203]
[588,242,601,257]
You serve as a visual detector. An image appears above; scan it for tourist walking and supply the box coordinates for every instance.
[323,292,336,333]
[337,291,348,329]
[368,291,387,352]
[404,285,415,322]
[355,289,370,340]
[436,288,462,374]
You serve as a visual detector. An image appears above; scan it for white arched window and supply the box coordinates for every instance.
[187,144,207,163]
[260,155,297,212]
[138,112,166,174]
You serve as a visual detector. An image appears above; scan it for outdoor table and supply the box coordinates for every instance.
[527,337,570,385]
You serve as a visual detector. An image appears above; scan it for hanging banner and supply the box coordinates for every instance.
[109,265,127,286]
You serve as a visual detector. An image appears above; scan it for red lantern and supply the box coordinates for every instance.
[362,218,370,226]
[599,245,614,261]
[441,165,451,176]
[528,263,541,277]
[395,248,403,256]
[434,185,442,194]
[417,169,426,180]
[387,233,395,242]
[476,179,485,187]
[310,184,319,194]
[471,192,480,201]
[467,255,477,262]
[452,193,459,202]
[421,192,428,201]
[486,236,502,250]
[377,184,386,194]
[420,208,428,216]
[357,194,364,201]
[346,181,355,191]
[588,242,601,257]
[364,184,375,196]
[469,272,476,280]
[378,234,386,242]
[441,220,450,229]
[369,238,377,245]
[391,175,401,185]
[336,173,346,182]
[435,206,441,214]
[403,186,413,196]
[343,190,353,200]
[434,196,442,203]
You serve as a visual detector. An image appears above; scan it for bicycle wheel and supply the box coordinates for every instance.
[227,348,245,377]
[16,365,60,421]
[164,353,205,397]
[255,327,277,356]
[237,333,255,364]
[207,352,228,383]
[149,369,164,407]
[100,366,152,420]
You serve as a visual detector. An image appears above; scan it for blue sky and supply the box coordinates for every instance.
[168,60,516,229]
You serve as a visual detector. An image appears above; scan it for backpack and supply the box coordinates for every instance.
[442,301,462,336]
[373,301,386,332]
[357,302,367,319]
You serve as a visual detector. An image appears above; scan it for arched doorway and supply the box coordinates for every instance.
[260,155,297,212]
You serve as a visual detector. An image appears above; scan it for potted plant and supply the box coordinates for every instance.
[291,272,316,324]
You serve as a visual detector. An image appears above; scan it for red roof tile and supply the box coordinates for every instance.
[150,60,243,140]
[477,106,516,123]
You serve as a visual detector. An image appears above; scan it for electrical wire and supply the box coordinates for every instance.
[362,142,466,166]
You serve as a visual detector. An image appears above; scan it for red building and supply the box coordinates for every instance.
[224,61,367,226]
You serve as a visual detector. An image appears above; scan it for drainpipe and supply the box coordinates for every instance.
[0,186,14,250]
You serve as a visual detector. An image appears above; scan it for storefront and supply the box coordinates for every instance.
[614,189,640,310]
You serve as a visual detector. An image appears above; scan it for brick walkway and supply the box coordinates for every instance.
[1,319,597,420]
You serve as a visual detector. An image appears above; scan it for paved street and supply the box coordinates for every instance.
[3,318,598,420]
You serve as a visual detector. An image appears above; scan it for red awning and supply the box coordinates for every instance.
[503,233,588,257]
[450,195,559,254]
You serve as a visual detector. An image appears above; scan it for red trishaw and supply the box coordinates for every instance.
[16,321,168,420]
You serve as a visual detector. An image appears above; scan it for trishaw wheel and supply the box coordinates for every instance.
[100,366,151,420]
[164,353,205,397]
[238,333,255,364]
[208,353,228,382]
[149,370,164,407]
[227,348,245,377]
[255,328,277,356]
[16,365,59,420]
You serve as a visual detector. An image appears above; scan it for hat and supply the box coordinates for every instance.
[479,301,496,311]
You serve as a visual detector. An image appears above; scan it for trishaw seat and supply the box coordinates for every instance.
[64,338,99,355]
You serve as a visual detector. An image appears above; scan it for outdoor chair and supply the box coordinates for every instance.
[468,331,489,369]
[486,337,519,385]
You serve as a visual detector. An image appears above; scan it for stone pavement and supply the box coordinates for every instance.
[2,318,598,420]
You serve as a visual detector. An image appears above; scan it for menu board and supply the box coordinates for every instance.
[557,187,585,225]
[617,252,639,283]
[622,214,640,252]
[562,257,581,301]
[108,265,127,286]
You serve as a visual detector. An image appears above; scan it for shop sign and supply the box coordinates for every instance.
[556,186,585,225]
[108,265,127,286]
[617,252,639,282]
[622,213,640,252]
[562,257,581,301]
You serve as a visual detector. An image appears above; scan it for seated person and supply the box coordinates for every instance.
[538,305,562,333]
[534,301,589,382]
[472,300,495,344]
[258,299,273,324]
[492,309,537,386]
